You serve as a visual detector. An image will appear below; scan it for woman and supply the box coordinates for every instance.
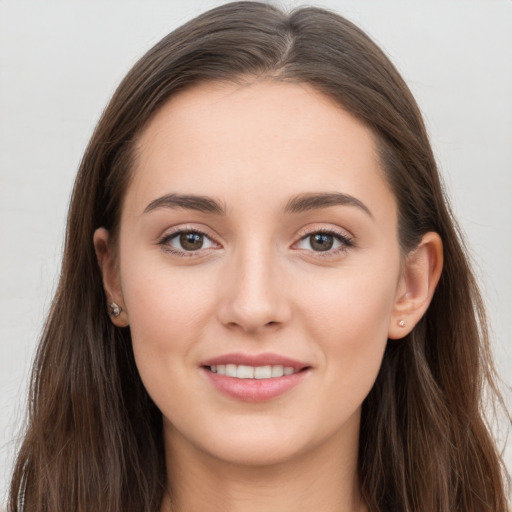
[8,2,510,511]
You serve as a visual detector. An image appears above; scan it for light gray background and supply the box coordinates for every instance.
[1,0,511,505]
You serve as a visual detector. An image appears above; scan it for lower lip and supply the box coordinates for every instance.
[202,367,309,402]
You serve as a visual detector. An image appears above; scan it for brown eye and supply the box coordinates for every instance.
[179,232,204,250]
[309,233,334,251]
[295,230,353,255]
[160,230,217,254]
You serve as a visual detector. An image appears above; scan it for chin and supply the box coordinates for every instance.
[205,436,308,468]
[169,417,315,468]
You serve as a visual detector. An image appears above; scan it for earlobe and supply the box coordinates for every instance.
[388,232,443,339]
[93,228,129,327]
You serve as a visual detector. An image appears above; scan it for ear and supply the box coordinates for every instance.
[388,232,443,339]
[93,228,129,327]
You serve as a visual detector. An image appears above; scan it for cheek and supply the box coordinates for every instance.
[118,250,217,388]
[303,260,398,334]
[121,243,215,331]
[301,265,399,392]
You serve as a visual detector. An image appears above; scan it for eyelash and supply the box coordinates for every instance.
[158,226,219,258]
[157,226,354,258]
[294,227,354,258]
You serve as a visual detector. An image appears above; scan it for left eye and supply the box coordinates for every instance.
[165,231,216,252]
[296,232,349,252]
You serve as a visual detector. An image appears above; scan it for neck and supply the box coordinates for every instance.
[161,420,364,512]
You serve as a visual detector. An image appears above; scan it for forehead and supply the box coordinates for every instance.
[125,80,395,220]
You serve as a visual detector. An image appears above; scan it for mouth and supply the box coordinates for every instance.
[200,353,311,402]
[205,364,304,379]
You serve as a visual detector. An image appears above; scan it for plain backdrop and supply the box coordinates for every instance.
[1,0,511,505]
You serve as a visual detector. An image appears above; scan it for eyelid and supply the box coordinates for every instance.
[292,225,355,256]
[157,224,222,256]
[156,223,354,258]
[297,224,353,240]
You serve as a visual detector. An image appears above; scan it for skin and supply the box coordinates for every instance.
[94,80,443,512]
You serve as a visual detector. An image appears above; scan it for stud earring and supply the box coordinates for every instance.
[108,302,122,318]
[398,319,406,328]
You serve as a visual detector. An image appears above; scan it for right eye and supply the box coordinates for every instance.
[159,229,218,256]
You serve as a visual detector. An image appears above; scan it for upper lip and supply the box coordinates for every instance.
[200,352,310,371]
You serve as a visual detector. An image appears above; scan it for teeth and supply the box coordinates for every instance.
[236,365,254,379]
[271,365,283,377]
[225,364,237,377]
[254,365,272,379]
[210,364,299,379]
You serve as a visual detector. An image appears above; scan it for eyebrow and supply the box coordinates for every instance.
[143,193,226,215]
[284,192,373,218]
[143,191,373,218]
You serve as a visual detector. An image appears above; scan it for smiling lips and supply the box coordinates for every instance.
[212,364,298,378]
[201,353,310,402]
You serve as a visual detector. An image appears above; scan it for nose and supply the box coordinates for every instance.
[217,244,291,335]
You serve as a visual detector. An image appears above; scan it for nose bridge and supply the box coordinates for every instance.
[218,235,289,333]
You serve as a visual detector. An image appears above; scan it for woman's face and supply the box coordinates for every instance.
[104,81,406,466]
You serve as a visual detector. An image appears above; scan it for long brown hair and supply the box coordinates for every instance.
[9,2,510,511]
